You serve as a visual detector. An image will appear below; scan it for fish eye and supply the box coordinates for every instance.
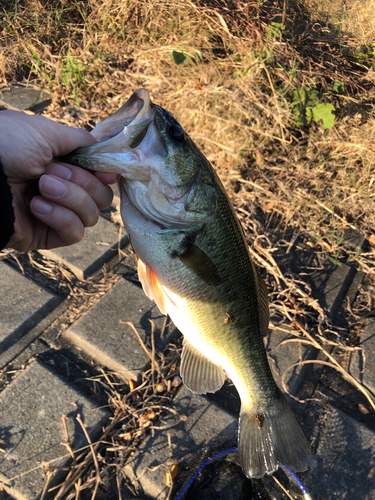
[168,124,185,143]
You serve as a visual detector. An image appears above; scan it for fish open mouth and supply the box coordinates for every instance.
[91,89,156,148]
[62,89,159,175]
[63,88,217,228]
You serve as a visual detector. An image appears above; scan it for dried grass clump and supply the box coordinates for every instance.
[231,113,375,250]
[295,0,375,47]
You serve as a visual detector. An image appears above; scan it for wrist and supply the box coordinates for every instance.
[0,158,15,250]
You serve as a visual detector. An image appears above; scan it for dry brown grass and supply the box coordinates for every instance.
[297,0,375,47]
[1,1,374,262]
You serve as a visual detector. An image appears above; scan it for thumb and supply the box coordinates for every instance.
[27,114,97,157]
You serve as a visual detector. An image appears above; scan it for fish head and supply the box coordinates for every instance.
[64,88,217,229]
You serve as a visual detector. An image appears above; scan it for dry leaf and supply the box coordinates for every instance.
[141,410,156,424]
[305,241,317,248]
[129,379,137,391]
[129,379,139,402]
[291,318,305,331]
[262,201,275,212]
[358,403,370,415]
[166,463,179,486]
[171,376,182,387]
[321,241,332,251]
[156,382,166,393]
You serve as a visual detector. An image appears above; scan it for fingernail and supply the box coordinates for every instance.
[32,198,52,215]
[50,163,72,180]
[40,175,67,197]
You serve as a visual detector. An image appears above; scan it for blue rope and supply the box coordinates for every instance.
[174,447,311,500]
[175,447,239,500]
[280,463,308,495]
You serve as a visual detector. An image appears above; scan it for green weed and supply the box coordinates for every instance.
[60,46,86,101]
[290,87,335,129]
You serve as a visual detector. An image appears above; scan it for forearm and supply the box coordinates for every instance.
[0,157,15,250]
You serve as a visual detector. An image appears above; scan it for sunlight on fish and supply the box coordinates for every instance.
[63,88,315,479]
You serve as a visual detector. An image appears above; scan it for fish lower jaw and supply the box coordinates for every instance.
[121,179,209,230]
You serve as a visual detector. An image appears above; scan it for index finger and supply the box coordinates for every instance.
[46,162,114,210]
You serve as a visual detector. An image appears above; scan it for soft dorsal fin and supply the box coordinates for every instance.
[137,258,168,316]
[180,339,226,394]
[177,243,221,287]
[256,271,269,337]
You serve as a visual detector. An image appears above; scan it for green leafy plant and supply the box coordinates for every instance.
[312,102,335,129]
[333,80,345,94]
[291,87,335,129]
[171,49,202,65]
[267,22,283,40]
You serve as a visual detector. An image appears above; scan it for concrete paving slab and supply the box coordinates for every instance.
[123,385,238,499]
[0,84,52,113]
[276,241,363,325]
[39,215,128,279]
[266,319,318,396]
[305,407,375,499]
[320,262,363,323]
[349,319,375,395]
[0,261,60,356]
[0,359,109,500]
[341,228,367,252]
[122,319,316,499]
[63,276,179,380]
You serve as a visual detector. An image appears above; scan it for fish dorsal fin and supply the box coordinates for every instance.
[180,339,225,394]
[137,258,168,315]
[256,271,269,337]
[177,243,221,286]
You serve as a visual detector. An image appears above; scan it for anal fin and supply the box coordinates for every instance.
[180,339,225,394]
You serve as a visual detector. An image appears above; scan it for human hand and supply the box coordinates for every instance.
[0,110,118,252]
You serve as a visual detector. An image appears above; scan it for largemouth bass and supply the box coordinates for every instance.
[63,89,314,478]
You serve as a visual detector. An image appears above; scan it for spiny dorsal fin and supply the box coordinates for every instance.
[137,258,168,315]
[180,339,225,394]
[256,271,269,337]
[177,243,221,286]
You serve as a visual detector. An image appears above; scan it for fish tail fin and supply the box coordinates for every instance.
[239,397,315,479]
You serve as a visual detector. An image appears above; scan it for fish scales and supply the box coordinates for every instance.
[162,173,277,404]
[63,88,314,479]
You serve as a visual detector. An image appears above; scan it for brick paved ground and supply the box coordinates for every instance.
[0,89,374,500]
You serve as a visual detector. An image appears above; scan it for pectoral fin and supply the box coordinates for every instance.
[180,339,225,394]
[137,258,168,315]
[177,243,221,286]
